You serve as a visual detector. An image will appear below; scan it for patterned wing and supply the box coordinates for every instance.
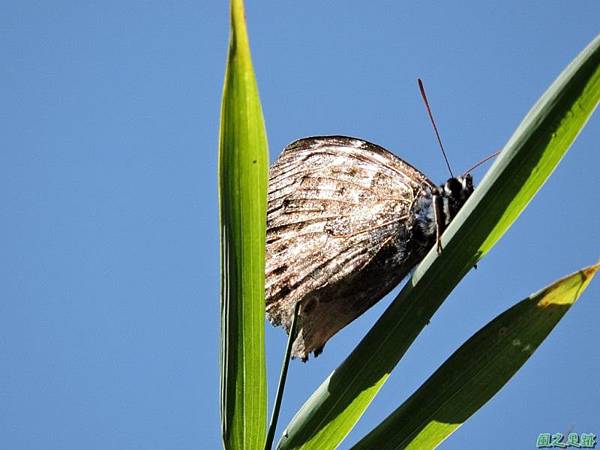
[266,136,436,360]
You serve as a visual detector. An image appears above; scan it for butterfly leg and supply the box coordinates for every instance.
[433,194,446,254]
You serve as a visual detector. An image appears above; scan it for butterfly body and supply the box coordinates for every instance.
[266,136,473,361]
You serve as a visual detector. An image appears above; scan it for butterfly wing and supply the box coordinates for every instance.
[266,136,436,360]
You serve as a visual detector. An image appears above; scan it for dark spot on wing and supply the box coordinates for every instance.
[271,265,287,276]
[278,285,291,298]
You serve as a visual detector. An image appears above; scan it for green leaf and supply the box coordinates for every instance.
[352,262,600,450]
[219,0,269,448]
[277,35,600,450]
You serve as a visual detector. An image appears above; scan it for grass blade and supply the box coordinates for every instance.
[219,0,269,448]
[265,302,301,450]
[277,35,600,450]
[352,263,600,449]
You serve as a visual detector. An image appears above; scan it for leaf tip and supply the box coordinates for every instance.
[537,261,599,307]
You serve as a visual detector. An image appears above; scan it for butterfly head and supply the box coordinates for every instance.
[440,174,474,222]
[443,174,473,202]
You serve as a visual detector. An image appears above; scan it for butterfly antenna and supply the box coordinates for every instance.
[462,150,501,176]
[418,78,454,178]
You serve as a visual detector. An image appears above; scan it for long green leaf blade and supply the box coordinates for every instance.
[278,35,600,450]
[352,263,600,449]
[219,0,269,448]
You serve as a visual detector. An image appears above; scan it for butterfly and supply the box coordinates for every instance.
[265,135,473,361]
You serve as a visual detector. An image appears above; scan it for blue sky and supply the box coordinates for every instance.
[1,2,599,449]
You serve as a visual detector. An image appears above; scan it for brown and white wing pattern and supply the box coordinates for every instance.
[266,136,437,360]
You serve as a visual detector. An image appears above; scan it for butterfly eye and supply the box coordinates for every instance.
[444,178,462,197]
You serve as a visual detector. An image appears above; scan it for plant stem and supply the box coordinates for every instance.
[264,301,301,450]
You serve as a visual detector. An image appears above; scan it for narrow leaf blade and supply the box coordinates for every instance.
[277,35,600,450]
[219,1,269,448]
[352,263,600,449]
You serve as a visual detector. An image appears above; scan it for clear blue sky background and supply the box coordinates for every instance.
[1,2,599,449]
